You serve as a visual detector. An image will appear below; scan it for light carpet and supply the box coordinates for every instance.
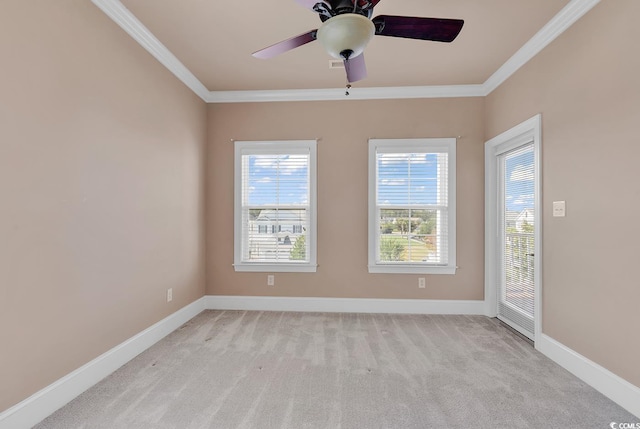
[35,311,636,428]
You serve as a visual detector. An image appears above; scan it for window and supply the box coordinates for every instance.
[234,140,317,272]
[368,138,456,274]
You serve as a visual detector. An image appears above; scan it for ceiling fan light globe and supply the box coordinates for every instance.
[316,14,375,60]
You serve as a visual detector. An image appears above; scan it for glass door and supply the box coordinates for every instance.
[497,143,535,339]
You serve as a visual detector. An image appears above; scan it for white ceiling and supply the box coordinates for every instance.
[92,0,600,101]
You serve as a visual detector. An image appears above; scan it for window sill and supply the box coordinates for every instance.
[234,263,318,273]
[367,264,457,275]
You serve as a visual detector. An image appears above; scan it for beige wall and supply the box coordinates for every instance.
[486,0,640,387]
[0,2,207,411]
[207,98,485,300]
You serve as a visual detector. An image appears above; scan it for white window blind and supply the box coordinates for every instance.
[501,143,535,318]
[368,139,456,274]
[234,140,317,272]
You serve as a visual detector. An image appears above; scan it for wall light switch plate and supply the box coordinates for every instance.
[553,201,566,217]
[167,288,173,302]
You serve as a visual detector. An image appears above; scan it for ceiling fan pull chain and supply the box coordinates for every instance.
[345,57,351,95]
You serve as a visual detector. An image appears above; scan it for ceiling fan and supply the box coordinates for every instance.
[252,0,464,84]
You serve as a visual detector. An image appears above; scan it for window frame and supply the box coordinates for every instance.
[234,140,317,273]
[368,138,457,275]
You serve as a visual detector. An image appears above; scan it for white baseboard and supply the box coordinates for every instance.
[537,334,640,419]
[204,295,486,315]
[0,297,206,429]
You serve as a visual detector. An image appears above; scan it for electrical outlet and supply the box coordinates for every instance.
[418,278,426,289]
[553,201,566,217]
[167,288,173,302]
[267,275,275,286]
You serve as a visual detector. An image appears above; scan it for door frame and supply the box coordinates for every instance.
[484,114,542,344]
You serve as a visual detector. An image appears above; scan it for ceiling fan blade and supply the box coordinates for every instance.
[357,0,381,10]
[252,30,317,59]
[372,15,464,42]
[344,53,367,83]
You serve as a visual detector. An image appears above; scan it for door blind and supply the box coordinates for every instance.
[501,144,535,318]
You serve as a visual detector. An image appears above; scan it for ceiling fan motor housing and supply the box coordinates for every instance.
[315,0,373,22]
[316,13,375,60]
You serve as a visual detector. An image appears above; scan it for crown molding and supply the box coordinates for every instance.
[90,0,210,102]
[92,0,600,103]
[483,0,601,94]
[206,84,485,103]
